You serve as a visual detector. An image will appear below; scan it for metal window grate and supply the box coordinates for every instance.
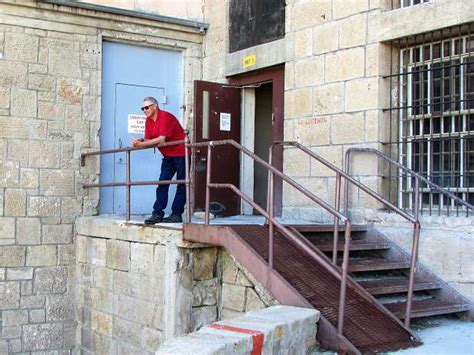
[391,0,431,10]
[387,23,474,216]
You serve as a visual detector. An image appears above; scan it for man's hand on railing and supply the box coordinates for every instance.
[131,138,144,148]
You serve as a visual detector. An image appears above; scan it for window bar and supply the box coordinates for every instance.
[421,31,427,216]
[467,23,473,216]
[456,25,461,217]
[428,31,434,216]
[405,37,411,211]
[389,39,395,209]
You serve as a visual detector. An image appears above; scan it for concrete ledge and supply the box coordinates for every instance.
[156,305,320,354]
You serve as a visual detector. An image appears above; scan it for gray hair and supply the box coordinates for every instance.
[143,97,158,106]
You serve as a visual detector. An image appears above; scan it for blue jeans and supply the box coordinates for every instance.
[153,156,186,217]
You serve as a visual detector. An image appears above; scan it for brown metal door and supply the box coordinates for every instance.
[193,80,241,216]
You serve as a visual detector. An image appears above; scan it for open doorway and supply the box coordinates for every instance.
[253,83,273,211]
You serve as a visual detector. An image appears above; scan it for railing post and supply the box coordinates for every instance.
[126,150,131,222]
[333,172,342,265]
[337,220,351,336]
[184,132,191,223]
[405,179,421,328]
[267,145,275,269]
[205,144,213,225]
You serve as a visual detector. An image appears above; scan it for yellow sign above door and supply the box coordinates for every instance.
[242,55,256,68]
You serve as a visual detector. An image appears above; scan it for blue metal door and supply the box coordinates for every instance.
[100,42,182,215]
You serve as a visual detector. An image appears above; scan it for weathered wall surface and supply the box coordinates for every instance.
[0,1,203,353]
[76,217,276,354]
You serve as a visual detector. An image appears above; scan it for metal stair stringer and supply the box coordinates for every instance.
[183,223,360,354]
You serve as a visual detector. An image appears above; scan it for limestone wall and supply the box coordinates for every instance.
[0,1,203,353]
[75,217,276,353]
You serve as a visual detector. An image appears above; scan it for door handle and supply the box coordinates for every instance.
[118,138,123,149]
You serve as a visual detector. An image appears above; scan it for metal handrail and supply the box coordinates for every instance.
[194,139,351,336]
[345,147,474,329]
[345,147,474,216]
[271,141,423,330]
[80,136,191,222]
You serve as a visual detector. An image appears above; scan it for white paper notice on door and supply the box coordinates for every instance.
[128,114,146,134]
[220,112,231,131]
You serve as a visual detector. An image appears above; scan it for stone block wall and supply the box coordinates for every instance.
[76,217,277,353]
[0,1,204,353]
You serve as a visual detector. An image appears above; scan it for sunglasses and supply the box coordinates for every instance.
[141,104,155,112]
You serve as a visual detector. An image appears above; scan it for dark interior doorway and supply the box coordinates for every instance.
[254,83,273,211]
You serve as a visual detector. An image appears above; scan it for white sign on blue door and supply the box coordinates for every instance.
[100,41,182,215]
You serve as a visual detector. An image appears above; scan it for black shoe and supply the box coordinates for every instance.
[144,213,163,225]
[162,215,183,223]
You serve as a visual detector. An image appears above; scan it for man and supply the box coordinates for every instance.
[132,97,185,224]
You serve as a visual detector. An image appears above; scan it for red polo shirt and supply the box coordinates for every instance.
[144,109,185,157]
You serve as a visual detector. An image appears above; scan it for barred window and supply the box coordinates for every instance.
[391,0,430,9]
[399,32,474,210]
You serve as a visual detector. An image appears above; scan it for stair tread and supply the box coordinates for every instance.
[358,277,442,295]
[287,224,368,233]
[384,298,470,319]
[311,239,391,252]
[341,257,411,272]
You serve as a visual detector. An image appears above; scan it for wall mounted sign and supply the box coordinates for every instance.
[220,112,231,131]
[128,114,146,134]
[242,54,256,68]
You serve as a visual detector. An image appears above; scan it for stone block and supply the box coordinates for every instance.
[0,268,5,281]
[221,251,238,284]
[29,309,46,323]
[236,271,253,287]
[11,89,37,118]
[17,217,41,245]
[290,0,332,31]
[366,42,392,77]
[29,141,61,168]
[0,281,20,309]
[5,188,26,216]
[2,309,28,326]
[191,306,217,332]
[57,78,88,104]
[117,294,156,326]
[326,47,365,83]
[34,266,67,294]
[20,168,39,189]
[65,104,85,131]
[310,145,343,177]
[28,196,61,217]
[0,87,9,109]
[61,197,83,223]
[0,218,16,246]
[0,160,19,187]
[42,224,73,244]
[330,112,365,144]
[193,278,218,307]
[7,139,28,162]
[106,239,130,271]
[245,288,266,312]
[7,267,33,280]
[313,82,344,115]
[38,101,65,120]
[4,32,38,62]
[295,116,330,145]
[90,287,116,314]
[220,308,244,320]
[58,244,76,265]
[0,117,47,140]
[345,78,380,112]
[222,283,246,312]
[20,295,45,309]
[28,73,56,92]
[49,47,81,78]
[93,267,113,290]
[142,326,164,352]
[94,333,116,354]
[113,270,157,303]
[0,246,25,267]
[313,21,339,55]
[334,0,369,19]
[295,56,324,87]
[340,13,367,49]
[130,242,154,275]
[27,245,57,267]
[21,279,33,295]
[113,317,142,348]
[40,169,75,196]
[91,309,113,336]
[46,293,75,321]
[294,28,313,59]
[193,248,217,280]
[0,60,27,88]
[283,147,310,177]
[2,326,21,340]
[23,323,63,351]
[83,95,100,121]
[285,88,312,118]
[9,339,21,353]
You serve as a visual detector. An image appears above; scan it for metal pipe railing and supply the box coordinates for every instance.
[196,139,351,336]
[80,137,191,223]
[345,147,474,328]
